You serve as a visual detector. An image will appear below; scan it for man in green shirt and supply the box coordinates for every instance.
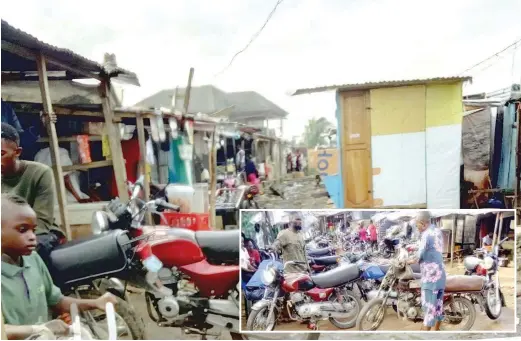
[1,123,65,264]
[1,193,117,339]
[271,212,308,274]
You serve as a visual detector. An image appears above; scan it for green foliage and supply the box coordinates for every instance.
[302,117,334,148]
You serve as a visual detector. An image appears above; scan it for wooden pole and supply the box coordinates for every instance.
[450,214,456,268]
[100,80,129,202]
[36,53,71,240]
[136,113,152,224]
[209,126,218,229]
[183,67,195,114]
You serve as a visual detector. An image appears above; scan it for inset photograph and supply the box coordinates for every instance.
[239,209,517,333]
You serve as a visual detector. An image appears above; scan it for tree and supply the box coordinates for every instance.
[302,117,334,148]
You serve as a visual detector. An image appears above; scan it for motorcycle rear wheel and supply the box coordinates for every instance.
[442,297,476,331]
[328,289,361,329]
[78,290,146,340]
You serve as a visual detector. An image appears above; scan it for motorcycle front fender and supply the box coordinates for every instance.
[251,299,272,312]
[98,278,126,299]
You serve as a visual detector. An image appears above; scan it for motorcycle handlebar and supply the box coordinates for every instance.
[154,199,180,212]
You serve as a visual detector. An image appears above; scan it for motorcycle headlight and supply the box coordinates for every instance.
[484,256,495,270]
[261,267,277,286]
[91,211,109,235]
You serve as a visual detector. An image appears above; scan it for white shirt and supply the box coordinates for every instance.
[483,235,493,246]
[256,233,265,249]
[240,247,250,270]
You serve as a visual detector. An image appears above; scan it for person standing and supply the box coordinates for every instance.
[254,223,266,250]
[246,240,261,267]
[241,235,256,284]
[368,220,378,251]
[408,211,446,331]
[236,147,245,172]
[270,213,307,274]
[1,123,65,265]
[359,224,368,242]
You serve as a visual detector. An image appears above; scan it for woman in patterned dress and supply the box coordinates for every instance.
[408,211,447,331]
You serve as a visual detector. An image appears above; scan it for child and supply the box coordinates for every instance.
[1,193,117,339]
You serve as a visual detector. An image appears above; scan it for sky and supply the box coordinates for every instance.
[2,0,521,140]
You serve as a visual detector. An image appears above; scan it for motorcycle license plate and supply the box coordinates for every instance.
[143,255,163,273]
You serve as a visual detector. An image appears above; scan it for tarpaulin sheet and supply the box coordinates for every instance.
[246,260,283,288]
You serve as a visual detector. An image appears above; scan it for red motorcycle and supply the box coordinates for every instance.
[100,178,242,338]
[246,253,362,331]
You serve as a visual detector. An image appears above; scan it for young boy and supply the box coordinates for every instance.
[1,193,117,339]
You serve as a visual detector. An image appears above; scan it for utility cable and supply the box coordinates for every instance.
[459,38,521,75]
[213,0,284,79]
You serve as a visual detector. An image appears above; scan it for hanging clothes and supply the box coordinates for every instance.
[110,137,140,198]
[1,101,24,133]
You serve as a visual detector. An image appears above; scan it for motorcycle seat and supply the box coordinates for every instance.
[311,255,338,266]
[307,247,331,257]
[195,230,240,264]
[48,230,130,286]
[445,275,484,292]
[311,263,360,288]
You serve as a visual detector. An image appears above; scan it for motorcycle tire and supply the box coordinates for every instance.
[329,289,362,329]
[356,298,386,331]
[232,332,320,340]
[78,290,147,340]
[484,286,502,320]
[246,306,277,332]
[443,296,476,331]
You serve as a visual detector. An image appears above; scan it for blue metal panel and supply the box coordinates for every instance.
[334,90,344,207]
[497,104,516,190]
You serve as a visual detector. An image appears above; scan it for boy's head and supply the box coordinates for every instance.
[1,193,38,257]
[1,123,22,176]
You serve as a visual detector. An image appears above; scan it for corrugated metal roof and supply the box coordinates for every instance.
[1,20,139,85]
[290,76,473,96]
[226,91,288,119]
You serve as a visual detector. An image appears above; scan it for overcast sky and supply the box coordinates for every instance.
[3,0,521,139]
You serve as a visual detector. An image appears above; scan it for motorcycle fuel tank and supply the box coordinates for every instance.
[282,273,315,292]
[148,228,205,267]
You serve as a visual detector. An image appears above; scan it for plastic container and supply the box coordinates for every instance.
[193,183,209,213]
[165,184,195,213]
[161,212,210,231]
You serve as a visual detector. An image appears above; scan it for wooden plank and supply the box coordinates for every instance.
[61,160,113,172]
[100,80,129,201]
[38,136,103,143]
[136,113,152,224]
[36,53,72,240]
[2,40,102,81]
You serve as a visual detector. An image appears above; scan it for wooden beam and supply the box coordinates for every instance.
[61,160,113,172]
[136,113,152,224]
[36,53,72,240]
[209,127,218,229]
[100,80,129,201]
[2,40,102,81]
[183,68,195,114]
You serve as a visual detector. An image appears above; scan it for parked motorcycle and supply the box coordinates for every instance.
[308,255,338,273]
[247,252,362,331]
[46,179,179,339]
[102,177,244,338]
[463,236,507,320]
[306,246,335,258]
[355,245,477,331]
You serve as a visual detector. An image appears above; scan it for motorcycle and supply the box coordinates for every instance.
[308,255,339,273]
[355,245,478,331]
[240,184,261,209]
[463,236,507,320]
[46,179,179,339]
[306,246,335,258]
[246,252,362,331]
[104,177,243,339]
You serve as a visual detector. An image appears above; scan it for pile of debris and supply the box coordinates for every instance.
[259,175,335,209]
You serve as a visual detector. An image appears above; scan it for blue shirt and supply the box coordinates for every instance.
[417,225,446,290]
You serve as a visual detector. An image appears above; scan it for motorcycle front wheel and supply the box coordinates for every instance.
[356,298,386,331]
[78,289,146,340]
[246,306,277,331]
[484,284,502,320]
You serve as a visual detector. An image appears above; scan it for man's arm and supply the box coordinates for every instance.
[4,324,39,340]
[34,168,57,234]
